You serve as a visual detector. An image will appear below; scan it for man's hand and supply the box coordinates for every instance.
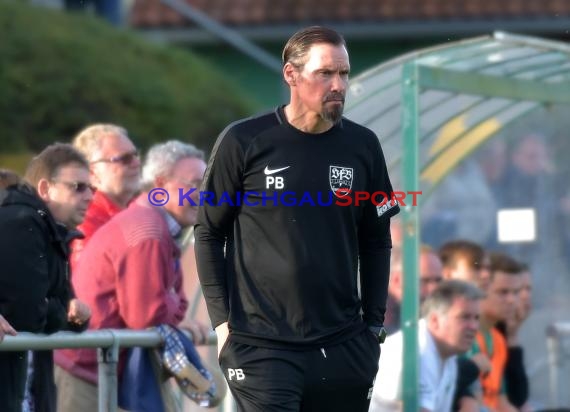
[470,353,491,375]
[179,319,211,345]
[215,322,229,357]
[0,314,17,342]
[67,299,91,325]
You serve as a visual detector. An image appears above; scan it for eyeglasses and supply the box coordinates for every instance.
[173,178,203,189]
[91,150,140,166]
[51,180,95,194]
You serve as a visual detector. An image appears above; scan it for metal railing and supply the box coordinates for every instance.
[0,329,223,412]
[5,322,570,410]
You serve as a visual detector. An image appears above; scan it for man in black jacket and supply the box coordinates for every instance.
[0,143,92,412]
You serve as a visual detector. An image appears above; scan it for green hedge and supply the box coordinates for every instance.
[0,0,255,154]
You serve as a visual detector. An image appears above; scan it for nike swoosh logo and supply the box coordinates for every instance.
[264,166,290,175]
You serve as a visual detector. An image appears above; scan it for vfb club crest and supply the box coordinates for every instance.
[329,165,353,197]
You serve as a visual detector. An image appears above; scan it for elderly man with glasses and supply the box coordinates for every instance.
[65,123,141,270]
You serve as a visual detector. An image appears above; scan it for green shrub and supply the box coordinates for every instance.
[0,0,255,154]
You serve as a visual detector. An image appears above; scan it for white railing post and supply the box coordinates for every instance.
[98,333,119,412]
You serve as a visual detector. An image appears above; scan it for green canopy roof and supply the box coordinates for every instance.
[346,31,570,194]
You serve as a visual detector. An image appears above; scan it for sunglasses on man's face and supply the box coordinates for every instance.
[91,150,140,166]
[51,180,95,194]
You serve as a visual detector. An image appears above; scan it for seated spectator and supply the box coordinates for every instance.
[497,261,532,411]
[385,244,443,334]
[438,239,490,411]
[464,252,522,412]
[54,141,210,412]
[439,240,490,288]
[370,280,483,412]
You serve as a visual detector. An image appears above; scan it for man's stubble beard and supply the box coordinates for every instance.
[321,103,344,124]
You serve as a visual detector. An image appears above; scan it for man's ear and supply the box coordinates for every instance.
[283,63,297,87]
[427,312,440,332]
[37,178,51,202]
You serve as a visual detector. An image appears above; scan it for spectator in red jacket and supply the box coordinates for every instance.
[54,140,210,412]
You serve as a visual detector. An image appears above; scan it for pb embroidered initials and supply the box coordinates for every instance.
[228,368,245,381]
[265,176,285,189]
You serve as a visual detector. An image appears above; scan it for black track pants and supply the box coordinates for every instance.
[219,329,381,412]
[0,351,28,412]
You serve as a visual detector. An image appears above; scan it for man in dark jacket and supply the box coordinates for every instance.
[0,143,92,412]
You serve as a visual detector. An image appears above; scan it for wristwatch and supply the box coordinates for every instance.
[368,326,387,344]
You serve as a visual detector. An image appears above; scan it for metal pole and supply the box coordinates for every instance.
[98,334,120,412]
[401,61,420,412]
[546,332,559,409]
[545,322,570,409]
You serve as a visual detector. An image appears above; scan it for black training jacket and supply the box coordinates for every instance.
[195,106,399,349]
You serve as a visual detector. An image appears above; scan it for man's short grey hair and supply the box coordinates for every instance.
[421,279,484,317]
[72,124,128,162]
[141,140,205,188]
